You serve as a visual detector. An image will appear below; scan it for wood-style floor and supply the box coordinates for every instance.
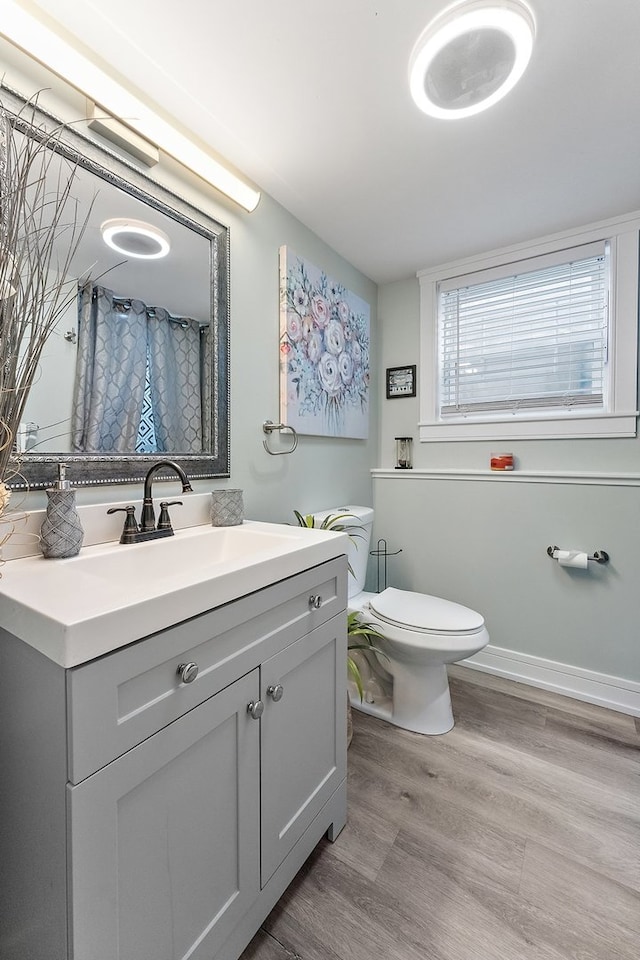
[240,665,640,960]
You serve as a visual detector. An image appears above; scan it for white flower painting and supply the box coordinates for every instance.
[279,247,370,438]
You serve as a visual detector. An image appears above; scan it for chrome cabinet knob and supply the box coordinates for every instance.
[176,661,199,684]
[309,594,322,609]
[266,684,284,702]
[247,700,264,720]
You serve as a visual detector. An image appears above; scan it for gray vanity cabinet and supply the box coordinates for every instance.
[261,619,345,884]
[68,671,261,960]
[0,555,347,960]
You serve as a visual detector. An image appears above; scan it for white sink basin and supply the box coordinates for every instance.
[64,524,301,584]
[0,520,348,668]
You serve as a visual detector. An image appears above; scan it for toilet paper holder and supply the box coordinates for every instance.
[546,545,609,564]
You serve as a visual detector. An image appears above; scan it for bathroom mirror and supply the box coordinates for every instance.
[2,84,230,490]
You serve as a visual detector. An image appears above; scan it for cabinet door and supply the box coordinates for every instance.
[68,671,260,960]
[261,614,347,884]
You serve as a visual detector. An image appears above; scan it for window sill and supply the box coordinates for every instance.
[418,411,638,442]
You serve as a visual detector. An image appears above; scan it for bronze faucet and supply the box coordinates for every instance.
[107,460,193,544]
[140,460,193,532]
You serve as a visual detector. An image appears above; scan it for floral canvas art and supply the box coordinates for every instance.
[279,247,370,439]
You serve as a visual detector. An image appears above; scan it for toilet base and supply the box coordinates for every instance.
[349,663,455,736]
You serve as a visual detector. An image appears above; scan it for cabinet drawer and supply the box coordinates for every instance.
[67,556,346,783]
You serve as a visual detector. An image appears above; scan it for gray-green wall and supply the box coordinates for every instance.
[377,278,640,684]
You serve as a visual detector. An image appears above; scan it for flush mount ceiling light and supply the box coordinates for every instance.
[0,1,261,211]
[101,219,171,260]
[409,0,535,119]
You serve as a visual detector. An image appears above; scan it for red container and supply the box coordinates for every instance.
[490,453,514,471]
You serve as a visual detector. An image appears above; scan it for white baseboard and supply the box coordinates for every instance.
[462,644,640,718]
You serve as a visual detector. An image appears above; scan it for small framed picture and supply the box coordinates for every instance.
[386,364,416,399]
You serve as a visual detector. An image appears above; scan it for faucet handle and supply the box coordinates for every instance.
[107,505,139,544]
[157,500,183,531]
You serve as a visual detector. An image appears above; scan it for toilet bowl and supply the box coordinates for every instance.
[313,505,490,735]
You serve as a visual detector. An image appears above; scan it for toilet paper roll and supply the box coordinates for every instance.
[554,549,589,569]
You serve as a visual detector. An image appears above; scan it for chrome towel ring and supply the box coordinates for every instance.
[262,420,299,455]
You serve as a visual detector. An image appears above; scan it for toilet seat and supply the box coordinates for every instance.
[367,587,485,637]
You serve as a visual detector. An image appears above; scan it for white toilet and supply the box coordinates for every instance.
[314,505,489,735]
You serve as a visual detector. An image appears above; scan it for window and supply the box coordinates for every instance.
[439,242,608,418]
[419,215,639,441]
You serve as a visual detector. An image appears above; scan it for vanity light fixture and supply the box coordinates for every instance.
[101,219,171,260]
[409,0,535,119]
[86,100,160,169]
[1,1,261,211]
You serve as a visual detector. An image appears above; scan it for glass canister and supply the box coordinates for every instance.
[395,437,413,470]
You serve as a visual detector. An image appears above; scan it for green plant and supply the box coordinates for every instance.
[292,510,362,536]
[292,509,363,577]
[292,509,386,702]
[347,611,386,701]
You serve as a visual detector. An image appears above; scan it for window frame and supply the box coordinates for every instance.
[418,212,640,442]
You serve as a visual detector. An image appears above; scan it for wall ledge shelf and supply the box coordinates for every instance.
[371,468,640,487]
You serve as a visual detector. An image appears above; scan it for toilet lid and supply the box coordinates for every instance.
[368,587,485,635]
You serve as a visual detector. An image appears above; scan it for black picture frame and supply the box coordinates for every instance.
[386,365,416,399]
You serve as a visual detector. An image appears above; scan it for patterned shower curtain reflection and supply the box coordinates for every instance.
[147,306,203,453]
[71,283,204,453]
[200,323,212,453]
[71,284,147,452]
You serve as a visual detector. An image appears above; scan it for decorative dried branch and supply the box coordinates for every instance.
[0,92,92,487]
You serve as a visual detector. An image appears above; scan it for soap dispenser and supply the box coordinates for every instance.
[40,464,84,559]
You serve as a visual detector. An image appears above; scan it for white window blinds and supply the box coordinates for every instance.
[437,242,610,418]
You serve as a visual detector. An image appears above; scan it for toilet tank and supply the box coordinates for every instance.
[311,505,373,598]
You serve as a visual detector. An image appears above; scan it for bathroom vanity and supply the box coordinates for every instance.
[0,520,348,960]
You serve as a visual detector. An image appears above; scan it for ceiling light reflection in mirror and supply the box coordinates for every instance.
[100,219,171,260]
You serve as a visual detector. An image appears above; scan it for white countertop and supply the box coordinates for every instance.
[0,520,348,668]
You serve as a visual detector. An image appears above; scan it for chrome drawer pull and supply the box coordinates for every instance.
[266,684,284,702]
[247,700,264,720]
[176,661,199,684]
[309,594,322,609]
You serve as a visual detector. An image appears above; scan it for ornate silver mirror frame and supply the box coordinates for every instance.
[1,83,230,490]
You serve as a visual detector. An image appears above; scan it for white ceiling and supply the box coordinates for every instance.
[28,0,640,284]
